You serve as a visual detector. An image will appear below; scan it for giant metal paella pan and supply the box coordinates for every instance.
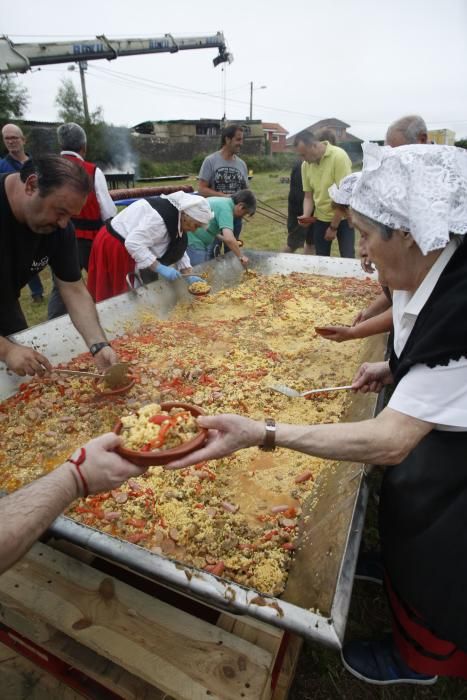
[0,252,385,648]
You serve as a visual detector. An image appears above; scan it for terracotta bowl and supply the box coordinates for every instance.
[114,402,208,467]
[188,282,211,297]
[92,371,135,398]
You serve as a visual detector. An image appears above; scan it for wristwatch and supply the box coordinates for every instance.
[89,341,111,356]
[259,418,276,451]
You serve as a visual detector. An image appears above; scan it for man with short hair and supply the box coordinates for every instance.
[0,123,29,173]
[0,155,118,377]
[295,131,354,258]
[198,125,248,198]
[48,122,117,319]
[385,115,428,147]
[187,189,255,267]
[0,123,45,303]
[198,125,249,250]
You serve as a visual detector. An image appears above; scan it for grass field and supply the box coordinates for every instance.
[18,174,467,699]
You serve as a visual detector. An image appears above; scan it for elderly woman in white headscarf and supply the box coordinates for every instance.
[162,144,467,686]
[87,191,213,302]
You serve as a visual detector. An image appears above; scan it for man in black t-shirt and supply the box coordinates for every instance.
[0,155,118,377]
[283,159,314,253]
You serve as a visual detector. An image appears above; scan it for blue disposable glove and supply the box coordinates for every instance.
[184,275,204,285]
[157,264,181,282]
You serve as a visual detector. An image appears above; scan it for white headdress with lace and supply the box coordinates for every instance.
[350,142,467,254]
[328,172,361,205]
[161,191,213,236]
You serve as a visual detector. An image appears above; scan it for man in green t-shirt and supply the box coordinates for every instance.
[295,130,355,258]
[187,190,256,268]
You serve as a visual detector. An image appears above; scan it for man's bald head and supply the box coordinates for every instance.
[2,123,27,159]
[385,115,428,147]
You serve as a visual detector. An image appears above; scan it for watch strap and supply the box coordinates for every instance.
[89,341,110,356]
[259,418,276,451]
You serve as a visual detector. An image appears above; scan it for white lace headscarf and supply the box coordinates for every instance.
[350,142,467,254]
[328,172,361,205]
[161,191,213,236]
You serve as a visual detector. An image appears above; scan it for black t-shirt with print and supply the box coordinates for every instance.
[0,173,81,335]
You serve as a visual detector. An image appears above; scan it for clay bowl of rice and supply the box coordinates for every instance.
[188,281,211,296]
[93,370,135,398]
[114,401,208,467]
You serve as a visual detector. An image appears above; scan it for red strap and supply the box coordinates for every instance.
[67,447,89,497]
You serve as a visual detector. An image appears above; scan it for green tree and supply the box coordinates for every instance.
[0,75,29,119]
[55,78,85,123]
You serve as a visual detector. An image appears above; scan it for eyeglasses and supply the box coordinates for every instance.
[4,136,22,142]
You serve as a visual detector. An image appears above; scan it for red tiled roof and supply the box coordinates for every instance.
[262,122,289,135]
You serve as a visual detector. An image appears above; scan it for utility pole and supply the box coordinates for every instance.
[249,82,266,120]
[78,61,90,124]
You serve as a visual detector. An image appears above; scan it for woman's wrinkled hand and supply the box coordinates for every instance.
[352,361,393,393]
[164,414,264,469]
[315,325,355,343]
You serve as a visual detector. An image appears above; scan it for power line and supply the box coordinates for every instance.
[28,66,467,130]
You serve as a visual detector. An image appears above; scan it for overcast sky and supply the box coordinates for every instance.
[2,0,467,141]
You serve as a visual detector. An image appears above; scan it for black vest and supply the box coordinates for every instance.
[381,239,467,649]
[145,196,188,266]
[107,197,188,267]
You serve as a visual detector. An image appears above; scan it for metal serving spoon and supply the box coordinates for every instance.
[269,383,353,398]
[52,362,131,389]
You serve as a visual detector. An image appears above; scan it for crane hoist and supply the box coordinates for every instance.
[0,32,233,73]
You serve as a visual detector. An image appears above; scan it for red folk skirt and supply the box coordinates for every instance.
[87,225,135,302]
[387,575,467,678]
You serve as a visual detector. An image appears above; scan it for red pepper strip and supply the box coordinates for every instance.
[282,507,297,519]
[282,542,296,551]
[205,561,225,576]
[148,414,171,425]
[262,529,279,541]
[126,518,147,528]
[146,411,193,450]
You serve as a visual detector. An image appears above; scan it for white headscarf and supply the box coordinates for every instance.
[328,172,361,206]
[351,142,467,255]
[161,191,213,235]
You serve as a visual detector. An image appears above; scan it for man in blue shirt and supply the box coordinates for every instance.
[0,124,45,303]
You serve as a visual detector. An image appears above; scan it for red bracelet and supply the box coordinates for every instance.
[67,447,89,497]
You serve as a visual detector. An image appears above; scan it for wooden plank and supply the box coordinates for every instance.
[0,640,84,700]
[217,611,282,654]
[271,634,303,700]
[41,629,168,700]
[0,542,274,700]
[217,613,302,700]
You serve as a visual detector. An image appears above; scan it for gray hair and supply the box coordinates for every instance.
[386,115,427,145]
[57,122,87,152]
[351,211,394,240]
[294,130,319,147]
[232,189,256,215]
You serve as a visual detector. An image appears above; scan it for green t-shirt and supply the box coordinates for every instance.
[187,197,235,250]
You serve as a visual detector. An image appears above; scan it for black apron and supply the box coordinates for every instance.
[381,238,467,649]
[380,430,467,649]
[145,196,188,266]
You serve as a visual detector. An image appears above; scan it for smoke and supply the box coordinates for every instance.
[100,124,139,174]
